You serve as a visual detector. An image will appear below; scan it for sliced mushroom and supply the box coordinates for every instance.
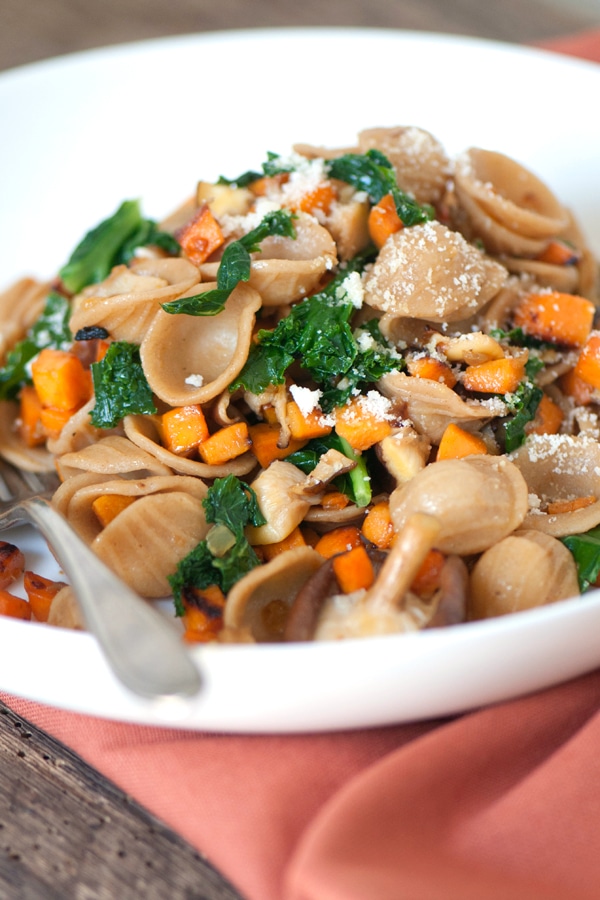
[443,331,505,365]
[283,557,338,642]
[246,461,323,545]
[378,371,501,445]
[284,544,389,642]
[222,546,325,642]
[196,181,253,217]
[313,513,441,639]
[377,426,431,484]
[291,448,356,497]
[324,192,371,261]
[426,555,469,628]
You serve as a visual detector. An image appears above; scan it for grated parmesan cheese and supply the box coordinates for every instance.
[335,270,364,309]
[358,390,395,421]
[289,384,323,417]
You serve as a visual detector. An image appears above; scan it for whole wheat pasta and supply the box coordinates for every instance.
[0,125,598,639]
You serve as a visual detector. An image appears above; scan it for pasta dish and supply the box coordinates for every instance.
[0,125,598,643]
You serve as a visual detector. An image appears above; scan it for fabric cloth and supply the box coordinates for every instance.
[3,29,600,900]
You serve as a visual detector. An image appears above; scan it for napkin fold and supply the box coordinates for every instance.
[3,29,600,900]
[5,670,600,899]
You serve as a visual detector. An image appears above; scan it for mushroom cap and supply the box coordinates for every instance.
[390,455,529,555]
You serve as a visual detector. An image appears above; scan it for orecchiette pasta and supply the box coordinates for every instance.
[0,124,599,643]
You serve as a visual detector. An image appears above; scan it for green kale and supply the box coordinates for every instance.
[326,149,434,227]
[561,527,600,592]
[286,433,372,508]
[498,355,545,452]
[490,326,553,351]
[169,542,215,615]
[217,151,297,187]
[162,209,296,316]
[0,291,72,400]
[89,341,156,429]
[503,380,543,453]
[115,217,180,266]
[202,474,266,535]
[59,200,179,295]
[168,475,266,612]
[230,254,402,411]
[234,342,295,393]
[321,318,403,410]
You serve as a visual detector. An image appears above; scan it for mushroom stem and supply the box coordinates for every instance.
[427,555,469,627]
[367,512,441,613]
[283,558,338,642]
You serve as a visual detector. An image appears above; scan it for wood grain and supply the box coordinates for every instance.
[1,0,598,72]
[0,700,240,899]
[0,2,597,898]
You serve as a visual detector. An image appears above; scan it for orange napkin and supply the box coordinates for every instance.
[4,670,600,899]
[534,26,600,62]
[3,30,600,900]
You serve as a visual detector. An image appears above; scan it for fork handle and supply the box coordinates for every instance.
[13,498,201,701]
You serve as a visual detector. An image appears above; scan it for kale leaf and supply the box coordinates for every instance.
[202,473,266,535]
[59,200,179,295]
[89,341,156,429]
[230,253,402,411]
[501,358,545,453]
[217,151,297,187]
[162,209,296,317]
[168,475,266,612]
[490,326,553,351]
[561,527,600,592]
[218,148,433,229]
[326,149,433,227]
[115,217,180,266]
[503,380,543,453]
[0,291,72,400]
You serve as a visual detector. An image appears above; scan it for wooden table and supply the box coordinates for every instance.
[0,2,599,898]
[1,0,599,72]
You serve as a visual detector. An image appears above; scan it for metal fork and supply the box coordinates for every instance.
[0,459,201,702]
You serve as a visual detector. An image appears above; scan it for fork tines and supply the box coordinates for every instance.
[0,458,59,503]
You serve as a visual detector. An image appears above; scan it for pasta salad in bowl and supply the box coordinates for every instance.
[1,30,600,731]
[1,124,598,648]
